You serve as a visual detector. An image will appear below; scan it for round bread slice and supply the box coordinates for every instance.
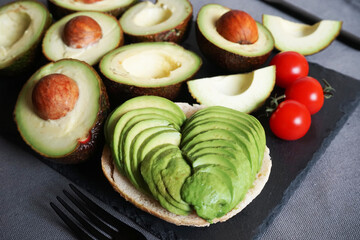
[101,102,272,226]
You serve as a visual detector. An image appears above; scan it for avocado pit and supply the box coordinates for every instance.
[62,15,102,49]
[216,10,258,44]
[32,73,79,120]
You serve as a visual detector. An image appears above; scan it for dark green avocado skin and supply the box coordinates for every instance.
[0,1,52,77]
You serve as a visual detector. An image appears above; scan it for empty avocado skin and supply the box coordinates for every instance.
[108,97,265,221]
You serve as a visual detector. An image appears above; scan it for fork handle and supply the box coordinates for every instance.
[263,0,360,50]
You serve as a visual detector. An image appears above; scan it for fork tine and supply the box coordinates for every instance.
[50,202,94,240]
[69,184,124,226]
[69,184,146,239]
[56,196,110,240]
[63,190,118,237]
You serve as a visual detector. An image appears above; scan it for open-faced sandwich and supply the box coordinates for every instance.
[101,96,271,226]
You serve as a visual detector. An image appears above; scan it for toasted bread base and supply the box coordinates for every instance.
[101,103,272,226]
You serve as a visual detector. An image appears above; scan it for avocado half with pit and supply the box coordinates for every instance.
[99,42,202,101]
[196,4,274,73]
[42,11,123,66]
[187,65,275,113]
[48,0,137,19]
[14,59,110,164]
[263,14,342,55]
[0,0,52,76]
[119,0,193,43]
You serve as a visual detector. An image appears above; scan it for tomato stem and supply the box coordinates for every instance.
[265,94,286,116]
[322,79,335,99]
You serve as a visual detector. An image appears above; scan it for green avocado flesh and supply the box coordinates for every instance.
[0,0,51,74]
[14,59,105,159]
[106,96,266,221]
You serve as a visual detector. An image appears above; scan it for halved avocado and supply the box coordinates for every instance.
[0,0,52,76]
[99,42,202,101]
[48,0,137,19]
[119,0,193,43]
[42,11,123,66]
[196,4,274,73]
[187,66,275,113]
[14,59,110,164]
[262,14,342,55]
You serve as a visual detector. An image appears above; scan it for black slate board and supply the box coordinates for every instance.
[1,23,360,240]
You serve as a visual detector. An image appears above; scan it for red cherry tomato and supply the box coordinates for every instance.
[270,51,309,88]
[285,76,324,115]
[270,100,311,140]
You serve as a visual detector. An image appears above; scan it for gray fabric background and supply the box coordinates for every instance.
[1,0,359,239]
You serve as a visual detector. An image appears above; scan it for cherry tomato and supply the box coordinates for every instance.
[285,76,324,115]
[270,51,309,88]
[270,100,311,140]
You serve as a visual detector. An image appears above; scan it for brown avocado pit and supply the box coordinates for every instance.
[32,73,79,120]
[216,10,258,44]
[62,15,102,49]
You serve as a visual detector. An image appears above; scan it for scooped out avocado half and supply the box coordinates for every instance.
[42,11,123,66]
[119,0,193,43]
[196,4,274,73]
[105,96,267,221]
[14,59,110,164]
[0,0,52,76]
[99,42,202,102]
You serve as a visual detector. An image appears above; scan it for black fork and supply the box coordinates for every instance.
[50,184,147,240]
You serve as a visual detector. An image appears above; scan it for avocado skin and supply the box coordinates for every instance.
[102,74,184,104]
[0,1,52,77]
[123,13,193,44]
[47,0,137,20]
[195,22,272,73]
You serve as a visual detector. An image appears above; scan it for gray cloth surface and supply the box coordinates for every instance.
[1,0,360,240]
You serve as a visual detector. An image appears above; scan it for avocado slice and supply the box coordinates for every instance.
[263,14,342,55]
[105,95,186,144]
[141,144,190,215]
[48,0,137,19]
[42,11,123,66]
[181,165,234,220]
[184,106,266,172]
[113,112,177,174]
[187,66,276,113]
[99,42,202,101]
[14,59,109,163]
[152,150,191,213]
[0,0,52,76]
[196,4,274,72]
[119,0,193,43]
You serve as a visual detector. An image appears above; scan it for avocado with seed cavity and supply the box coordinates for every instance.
[196,4,274,73]
[42,11,123,66]
[0,0,52,76]
[119,0,193,43]
[14,59,110,164]
[99,42,202,101]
